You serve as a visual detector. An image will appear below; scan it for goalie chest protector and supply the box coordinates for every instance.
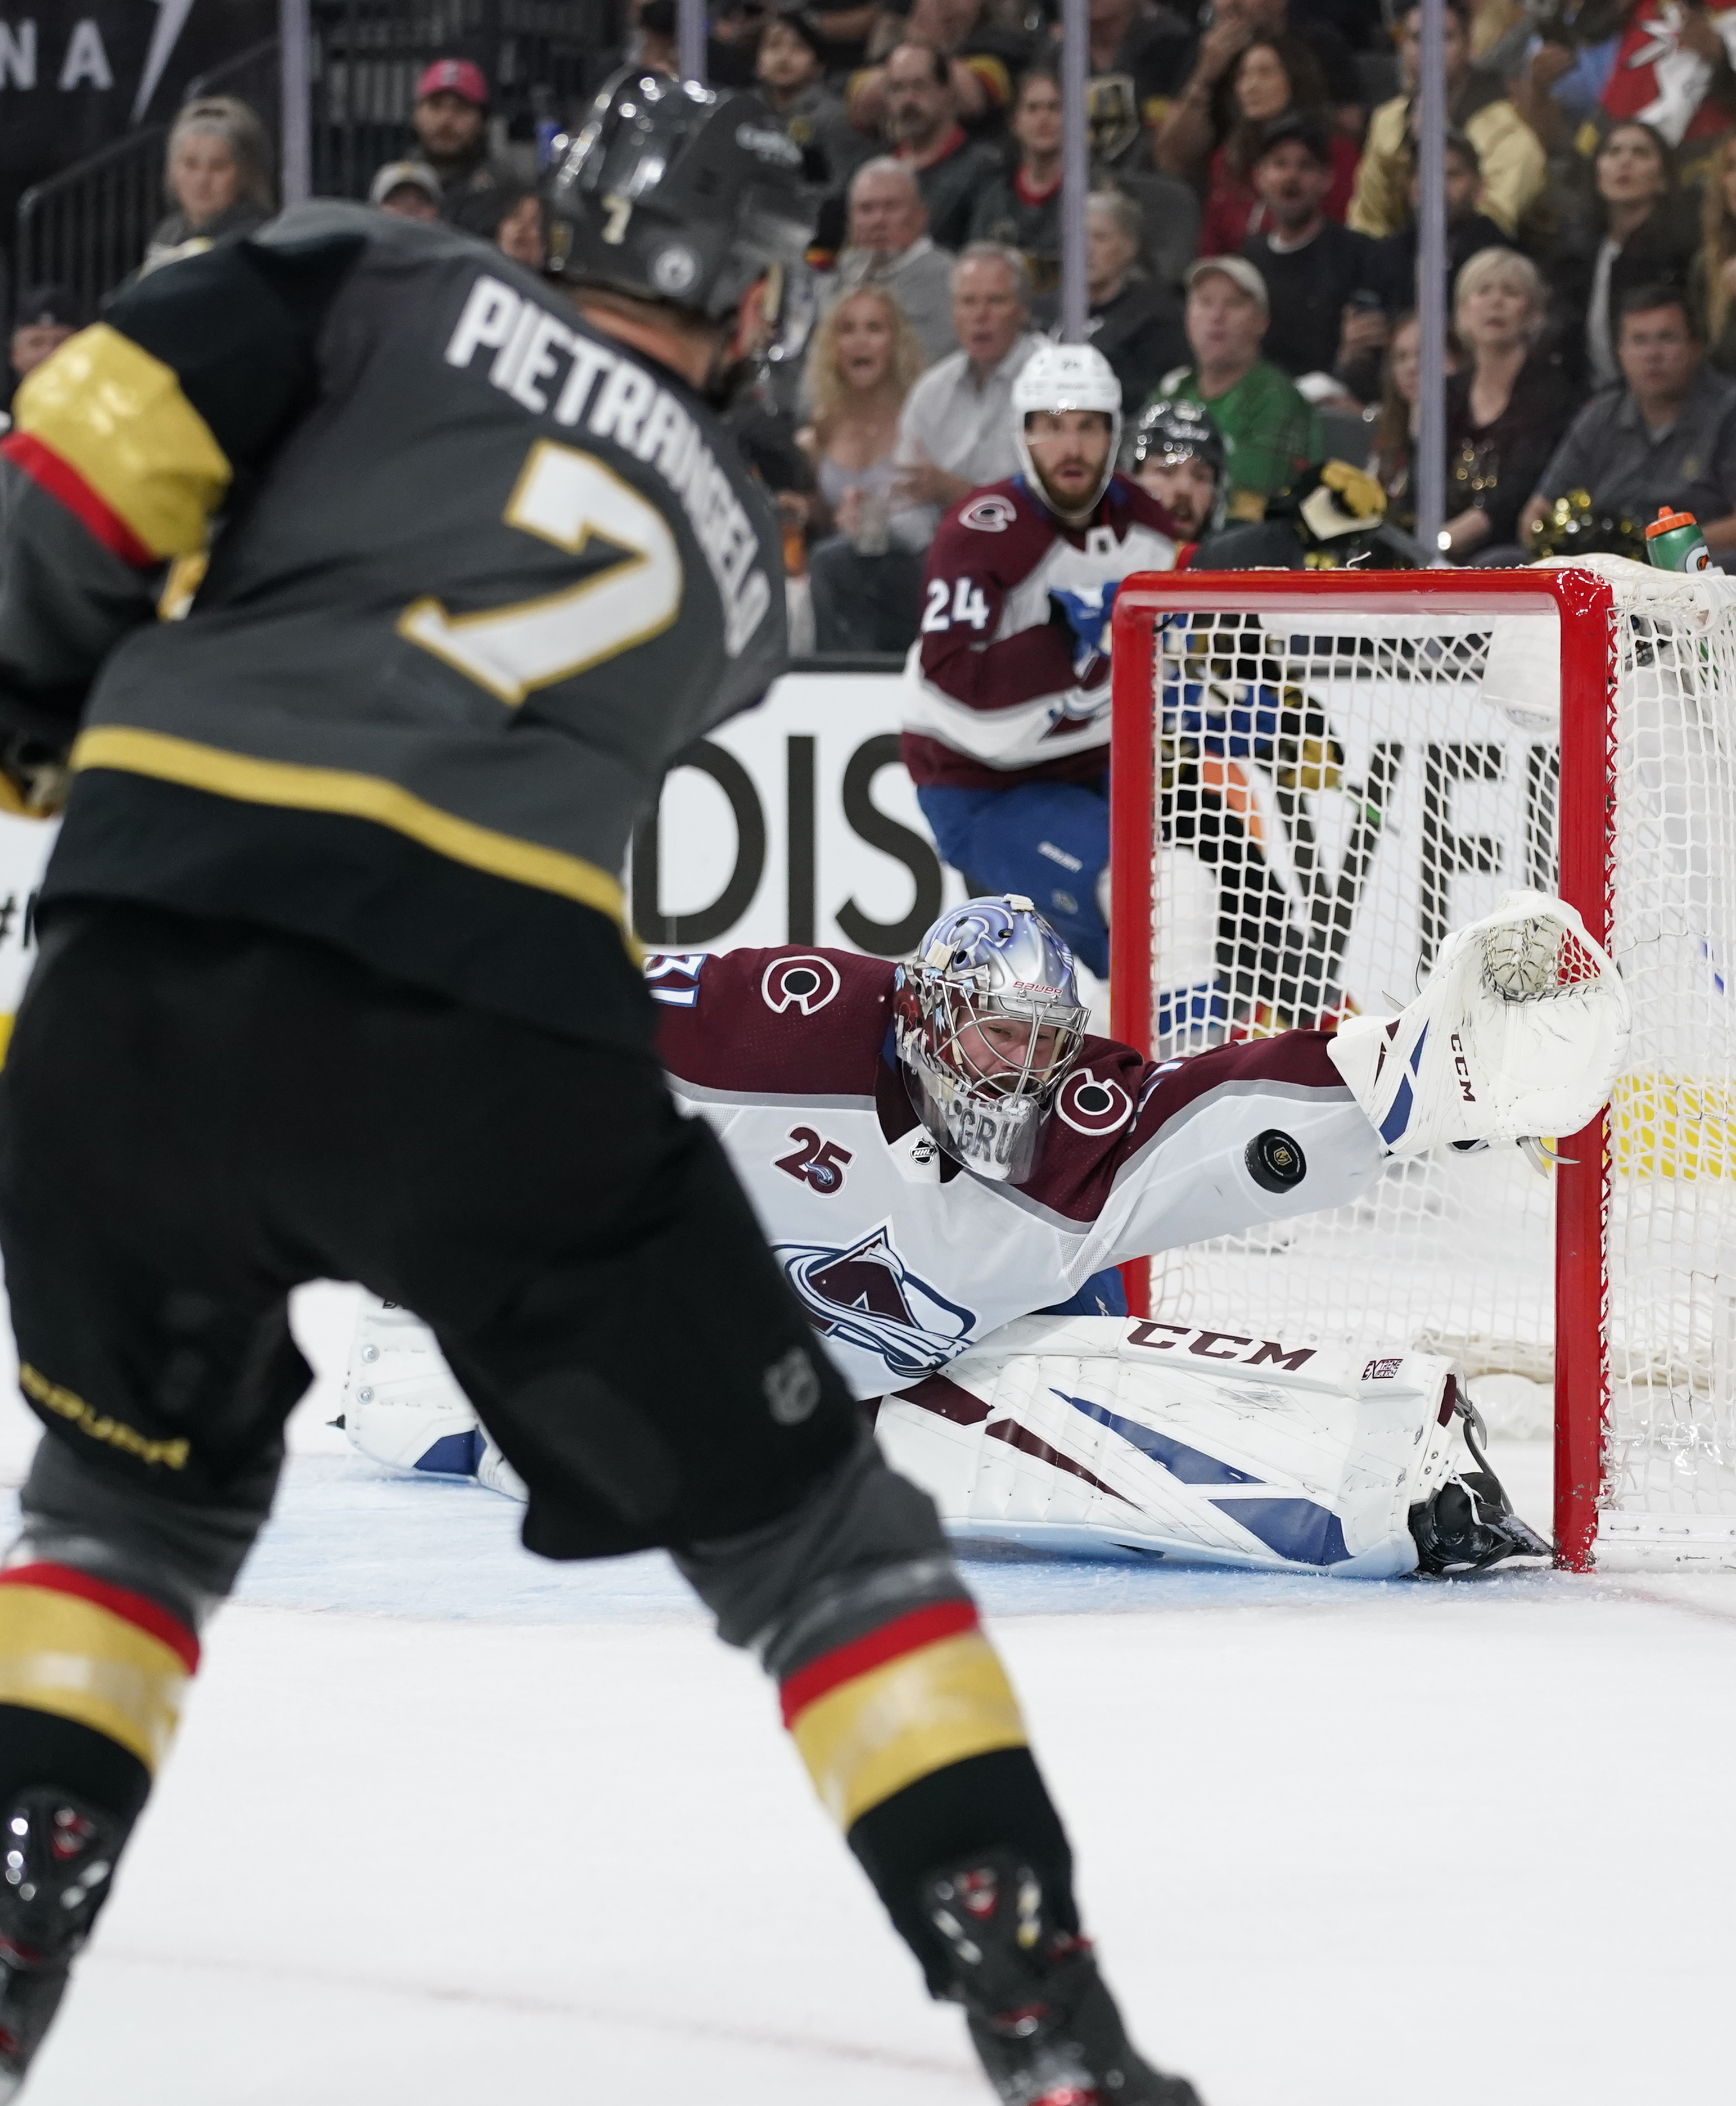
[648,945,1383,1399]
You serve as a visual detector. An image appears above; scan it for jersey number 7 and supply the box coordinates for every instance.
[399,439,684,705]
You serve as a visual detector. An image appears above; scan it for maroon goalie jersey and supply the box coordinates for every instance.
[648,945,1383,1398]
[901,472,1180,794]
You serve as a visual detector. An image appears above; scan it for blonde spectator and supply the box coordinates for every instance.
[1693,130,1736,375]
[143,97,274,272]
[1440,248,1574,561]
[1349,0,1545,242]
[800,286,927,544]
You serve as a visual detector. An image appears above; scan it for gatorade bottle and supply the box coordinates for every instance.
[1645,505,1710,573]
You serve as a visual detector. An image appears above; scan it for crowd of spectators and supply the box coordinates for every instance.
[25,0,1736,642]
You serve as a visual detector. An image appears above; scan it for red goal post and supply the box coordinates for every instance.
[1108,569,1621,1571]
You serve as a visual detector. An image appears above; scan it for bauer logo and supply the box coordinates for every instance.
[777,1225,975,1380]
[1124,1320,1316,1372]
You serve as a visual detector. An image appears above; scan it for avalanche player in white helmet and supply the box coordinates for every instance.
[900,343,1180,978]
[346,891,1628,1576]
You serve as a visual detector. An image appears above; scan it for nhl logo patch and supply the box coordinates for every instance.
[1055,1072,1133,1136]
[650,243,699,296]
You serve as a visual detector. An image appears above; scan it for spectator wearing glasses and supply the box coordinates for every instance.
[862,40,1005,255]
[1519,287,1736,560]
[819,159,958,368]
[143,97,274,273]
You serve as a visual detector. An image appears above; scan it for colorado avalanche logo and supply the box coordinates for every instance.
[777,1225,975,1379]
[1055,1071,1133,1137]
[960,494,1017,533]
[762,954,841,1016]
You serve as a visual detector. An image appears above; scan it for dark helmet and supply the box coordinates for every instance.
[547,69,814,332]
[1126,398,1227,486]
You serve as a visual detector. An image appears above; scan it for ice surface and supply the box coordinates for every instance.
[0,1286,1732,2104]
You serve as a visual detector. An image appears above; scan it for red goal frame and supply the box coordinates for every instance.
[1107,569,1620,1571]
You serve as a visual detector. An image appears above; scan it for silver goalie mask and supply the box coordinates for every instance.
[892,896,1090,1184]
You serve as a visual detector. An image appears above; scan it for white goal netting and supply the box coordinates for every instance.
[1123,560,1736,1561]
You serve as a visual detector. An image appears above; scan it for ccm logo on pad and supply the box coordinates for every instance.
[1125,1320,1316,1373]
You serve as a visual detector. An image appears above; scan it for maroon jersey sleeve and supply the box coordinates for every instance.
[1018,1030,1351,1224]
[648,946,896,1096]
[916,481,1082,713]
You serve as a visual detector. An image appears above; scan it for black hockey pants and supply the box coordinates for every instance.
[0,903,1075,1991]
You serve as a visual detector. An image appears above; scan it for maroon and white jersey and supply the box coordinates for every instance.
[648,944,1384,1400]
[901,473,1180,794]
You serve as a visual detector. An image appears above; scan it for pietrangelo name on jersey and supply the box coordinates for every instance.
[444,274,771,657]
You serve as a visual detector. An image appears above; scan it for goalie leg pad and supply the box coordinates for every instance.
[1328,889,1631,1156]
[342,1295,486,1480]
[877,1316,1547,1577]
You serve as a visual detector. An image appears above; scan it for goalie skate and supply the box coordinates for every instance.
[1326,889,1630,1158]
[876,1315,1544,1576]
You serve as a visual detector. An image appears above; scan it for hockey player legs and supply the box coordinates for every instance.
[918,776,1111,975]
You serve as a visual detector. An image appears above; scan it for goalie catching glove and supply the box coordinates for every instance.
[1328,889,1630,1157]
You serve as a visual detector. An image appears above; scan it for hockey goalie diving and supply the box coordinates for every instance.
[346,886,1626,1581]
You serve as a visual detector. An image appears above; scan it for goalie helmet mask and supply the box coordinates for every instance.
[1012,342,1123,524]
[893,897,1090,1185]
[547,70,815,363]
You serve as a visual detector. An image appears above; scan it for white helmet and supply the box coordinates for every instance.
[1012,341,1123,522]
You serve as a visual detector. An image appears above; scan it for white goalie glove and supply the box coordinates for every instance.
[1327,889,1630,1157]
[876,1315,1548,1577]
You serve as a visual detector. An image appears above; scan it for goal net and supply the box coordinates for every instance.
[1107,561,1736,1571]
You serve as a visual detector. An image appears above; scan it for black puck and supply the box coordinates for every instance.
[1246,1128,1306,1192]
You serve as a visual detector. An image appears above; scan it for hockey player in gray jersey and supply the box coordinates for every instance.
[0,71,1209,2106]
[349,891,1629,1579]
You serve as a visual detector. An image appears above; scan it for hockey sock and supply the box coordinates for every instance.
[0,1561,198,1815]
[776,1599,1080,1989]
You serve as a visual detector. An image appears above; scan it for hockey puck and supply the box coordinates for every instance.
[1246,1129,1306,1192]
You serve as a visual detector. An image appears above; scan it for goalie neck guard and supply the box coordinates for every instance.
[893,897,1090,1185]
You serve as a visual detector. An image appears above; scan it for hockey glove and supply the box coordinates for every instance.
[1328,889,1630,1156]
[1049,582,1120,684]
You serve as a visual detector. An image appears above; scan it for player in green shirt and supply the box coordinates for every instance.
[1149,256,1322,521]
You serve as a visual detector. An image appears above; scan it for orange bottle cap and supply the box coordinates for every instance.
[1646,506,1698,538]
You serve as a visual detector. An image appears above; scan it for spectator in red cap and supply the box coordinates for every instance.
[413,58,515,215]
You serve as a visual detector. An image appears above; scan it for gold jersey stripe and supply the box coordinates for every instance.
[12,324,231,560]
[788,1631,1027,1830]
[0,1584,192,1772]
[71,725,630,929]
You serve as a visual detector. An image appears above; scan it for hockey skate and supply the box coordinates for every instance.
[1409,1390,1551,1576]
[925,1850,1201,2106]
[0,1789,123,2099]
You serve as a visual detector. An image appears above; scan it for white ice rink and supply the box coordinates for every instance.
[0,1283,1732,2106]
